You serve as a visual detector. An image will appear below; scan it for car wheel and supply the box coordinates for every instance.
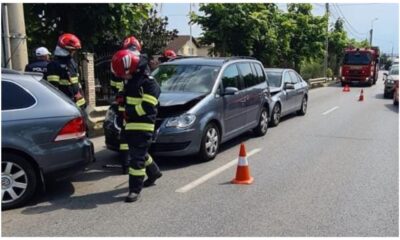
[2,153,37,210]
[394,98,399,106]
[198,123,220,162]
[270,104,281,127]
[253,107,268,136]
[341,82,345,87]
[297,96,308,116]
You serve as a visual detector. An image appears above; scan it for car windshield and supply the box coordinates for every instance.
[343,52,372,65]
[389,66,399,75]
[152,64,220,93]
[266,71,282,87]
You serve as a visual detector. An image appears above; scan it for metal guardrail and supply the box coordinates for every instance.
[308,77,327,85]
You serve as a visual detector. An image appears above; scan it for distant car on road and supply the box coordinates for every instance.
[2,69,94,210]
[394,80,399,106]
[383,65,399,98]
[264,68,309,126]
[104,57,273,162]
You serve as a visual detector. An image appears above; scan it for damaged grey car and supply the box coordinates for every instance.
[104,57,273,161]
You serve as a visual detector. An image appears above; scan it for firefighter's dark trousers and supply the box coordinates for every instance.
[126,131,161,194]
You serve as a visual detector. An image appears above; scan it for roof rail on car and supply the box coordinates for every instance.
[223,56,257,63]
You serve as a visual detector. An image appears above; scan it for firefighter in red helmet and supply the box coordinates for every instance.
[111,49,162,202]
[109,35,151,174]
[46,33,86,110]
[159,49,177,63]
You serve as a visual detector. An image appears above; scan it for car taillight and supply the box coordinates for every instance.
[54,117,86,142]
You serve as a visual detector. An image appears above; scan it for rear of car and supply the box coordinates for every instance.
[1,70,94,210]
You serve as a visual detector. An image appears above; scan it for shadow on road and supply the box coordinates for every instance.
[21,186,126,215]
[375,93,386,99]
[384,103,399,113]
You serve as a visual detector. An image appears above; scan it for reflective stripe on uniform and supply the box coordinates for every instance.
[110,80,117,87]
[126,97,142,105]
[135,104,146,116]
[145,155,153,167]
[116,82,124,91]
[118,106,125,112]
[142,94,158,106]
[70,77,79,84]
[59,79,71,85]
[47,75,60,82]
[125,123,154,132]
[129,167,146,176]
[120,143,129,150]
[76,98,86,107]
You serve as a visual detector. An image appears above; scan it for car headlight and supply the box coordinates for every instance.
[387,80,395,85]
[165,114,196,128]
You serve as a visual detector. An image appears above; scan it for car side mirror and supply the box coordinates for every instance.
[284,82,295,90]
[223,87,239,95]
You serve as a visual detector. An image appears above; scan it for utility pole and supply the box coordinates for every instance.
[189,3,193,56]
[6,3,28,71]
[369,18,378,46]
[2,4,12,69]
[324,3,329,80]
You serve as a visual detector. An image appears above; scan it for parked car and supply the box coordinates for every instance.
[2,69,94,210]
[383,65,399,98]
[104,57,273,161]
[264,68,309,126]
[394,80,399,106]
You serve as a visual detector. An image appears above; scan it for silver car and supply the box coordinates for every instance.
[2,69,94,210]
[265,68,309,126]
[384,64,399,98]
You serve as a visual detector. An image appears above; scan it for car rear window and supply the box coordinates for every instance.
[2,81,36,110]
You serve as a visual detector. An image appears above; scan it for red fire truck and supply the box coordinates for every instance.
[340,47,380,87]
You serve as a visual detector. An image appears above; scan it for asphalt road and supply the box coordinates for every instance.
[2,71,398,237]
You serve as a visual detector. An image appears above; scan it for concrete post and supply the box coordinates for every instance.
[7,3,28,71]
[81,52,96,107]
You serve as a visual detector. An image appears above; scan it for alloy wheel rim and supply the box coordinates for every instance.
[261,111,268,132]
[2,161,28,204]
[205,128,218,156]
[274,106,281,122]
[303,99,307,113]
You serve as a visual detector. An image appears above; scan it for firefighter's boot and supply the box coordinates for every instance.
[125,192,140,203]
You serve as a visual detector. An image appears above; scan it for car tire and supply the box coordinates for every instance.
[198,123,220,162]
[297,96,308,116]
[384,91,389,98]
[270,104,281,127]
[341,82,346,87]
[394,98,399,106]
[2,153,37,210]
[253,107,268,136]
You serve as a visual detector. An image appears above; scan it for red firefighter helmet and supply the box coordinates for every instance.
[122,36,142,52]
[111,49,140,78]
[58,33,81,50]
[163,49,177,59]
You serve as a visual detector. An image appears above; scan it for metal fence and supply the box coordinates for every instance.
[94,49,118,106]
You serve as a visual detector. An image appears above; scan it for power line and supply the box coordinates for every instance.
[331,4,368,39]
[333,4,366,36]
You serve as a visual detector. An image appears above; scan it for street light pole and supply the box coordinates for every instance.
[369,18,378,46]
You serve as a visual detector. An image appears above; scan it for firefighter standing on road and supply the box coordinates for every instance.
[110,36,150,174]
[46,33,86,110]
[25,47,52,74]
[111,49,162,203]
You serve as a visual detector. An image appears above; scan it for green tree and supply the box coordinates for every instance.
[284,3,327,72]
[139,8,178,57]
[328,18,348,76]
[24,3,151,52]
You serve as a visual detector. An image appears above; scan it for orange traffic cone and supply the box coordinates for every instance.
[343,84,350,92]
[358,89,364,101]
[232,143,254,185]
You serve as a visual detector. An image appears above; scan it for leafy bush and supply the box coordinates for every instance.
[300,60,324,80]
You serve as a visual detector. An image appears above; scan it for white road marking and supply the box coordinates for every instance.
[175,148,262,193]
[322,106,339,115]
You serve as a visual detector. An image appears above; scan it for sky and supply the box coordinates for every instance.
[159,3,399,55]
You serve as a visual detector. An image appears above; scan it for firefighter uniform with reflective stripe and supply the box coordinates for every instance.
[124,71,161,194]
[110,76,129,171]
[46,56,86,110]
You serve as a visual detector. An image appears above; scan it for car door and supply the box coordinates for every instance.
[281,71,297,114]
[237,62,261,128]
[221,64,247,137]
[288,71,304,109]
